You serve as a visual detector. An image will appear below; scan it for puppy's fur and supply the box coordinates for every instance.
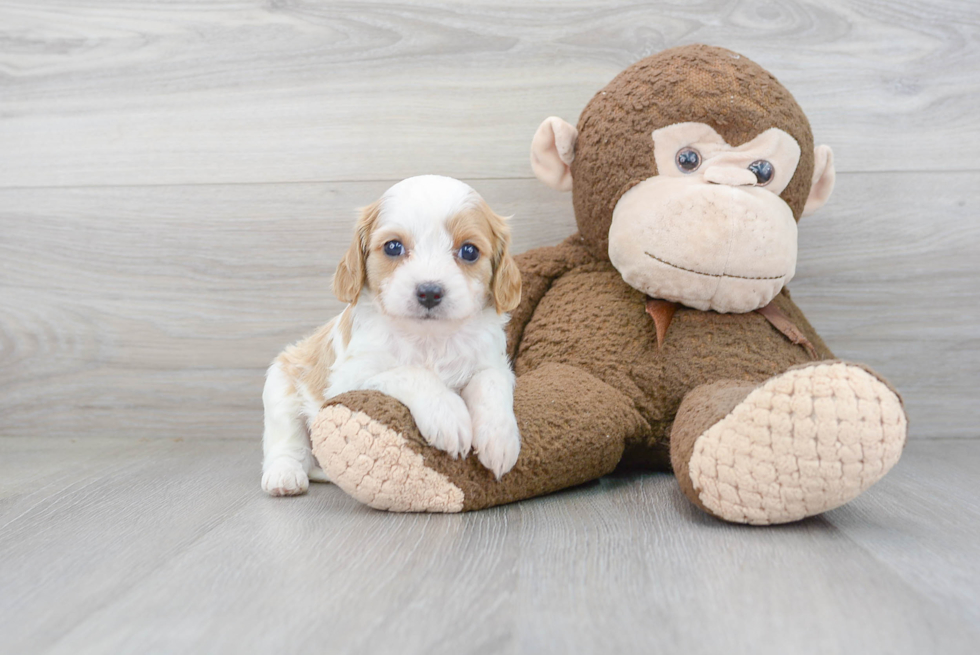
[262,175,523,496]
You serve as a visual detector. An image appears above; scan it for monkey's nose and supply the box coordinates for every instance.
[416,282,444,309]
[703,166,757,187]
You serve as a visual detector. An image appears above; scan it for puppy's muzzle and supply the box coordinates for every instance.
[416,282,444,309]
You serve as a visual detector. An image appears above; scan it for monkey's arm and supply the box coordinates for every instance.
[506,233,595,361]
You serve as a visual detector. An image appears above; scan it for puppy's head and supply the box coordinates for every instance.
[332,175,521,322]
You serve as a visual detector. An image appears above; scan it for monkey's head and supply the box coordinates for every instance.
[530,45,835,313]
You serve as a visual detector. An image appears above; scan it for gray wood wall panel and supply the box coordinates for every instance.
[1,173,976,439]
[792,171,980,438]
[1,0,978,187]
[1,1,977,441]
[0,180,578,439]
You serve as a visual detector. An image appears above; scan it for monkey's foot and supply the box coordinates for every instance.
[309,365,635,513]
[310,403,465,512]
[676,362,907,525]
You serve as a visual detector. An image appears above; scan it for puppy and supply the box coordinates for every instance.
[261,175,523,496]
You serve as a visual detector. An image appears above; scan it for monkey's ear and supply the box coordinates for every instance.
[802,145,836,217]
[530,117,577,192]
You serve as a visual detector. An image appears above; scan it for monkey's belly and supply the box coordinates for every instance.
[515,266,823,439]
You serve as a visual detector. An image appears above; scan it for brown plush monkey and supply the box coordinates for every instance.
[309,45,907,524]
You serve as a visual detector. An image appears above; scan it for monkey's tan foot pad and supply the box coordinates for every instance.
[309,405,465,513]
[687,362,907,525]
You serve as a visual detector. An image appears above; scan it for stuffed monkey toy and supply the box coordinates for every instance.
[308,44,907,524]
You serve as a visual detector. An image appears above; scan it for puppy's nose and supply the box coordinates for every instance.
[416,282,444,309]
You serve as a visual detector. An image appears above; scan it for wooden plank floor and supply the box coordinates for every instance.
[0,438,978,654]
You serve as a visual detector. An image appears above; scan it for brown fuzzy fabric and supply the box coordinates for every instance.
[310,44,907,520]
[325,363,643,510]
[511,241,834,464]
[669,380,758,516]
[319,237,836,512]
[572,44,815,261]
[504,234,595,362]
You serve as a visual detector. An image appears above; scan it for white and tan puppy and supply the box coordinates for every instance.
[261,175,523,496]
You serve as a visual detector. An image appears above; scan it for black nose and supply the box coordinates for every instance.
[416,282,444,309]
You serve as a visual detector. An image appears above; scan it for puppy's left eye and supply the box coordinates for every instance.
[384,240,405,257]
[457,243,480,262]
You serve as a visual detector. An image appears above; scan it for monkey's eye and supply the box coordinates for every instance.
[675,148,701,173]
[457,243,480,263]
[748,160,774,186]
[384,240,405,257]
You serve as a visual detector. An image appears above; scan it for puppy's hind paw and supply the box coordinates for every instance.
[262,458,309,496]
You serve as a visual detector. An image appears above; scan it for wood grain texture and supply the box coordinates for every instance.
[2,173,976,439]
[2,4,976,652]
[0,178,576,439]
[791,171,980,438]
[1,0,978,187]
[0,437,977,654]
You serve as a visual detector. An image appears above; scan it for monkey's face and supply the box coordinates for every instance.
[531,45,834,312]
[530,46,836,314]
[607,123,803,313]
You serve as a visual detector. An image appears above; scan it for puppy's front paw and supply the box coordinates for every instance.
[472,409,521,479]
[262,457,309,496]
[411,392,473,459]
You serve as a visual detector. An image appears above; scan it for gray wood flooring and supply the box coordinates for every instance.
[1,437,978,654]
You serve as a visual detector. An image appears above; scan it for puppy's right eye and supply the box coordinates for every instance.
[384,240,404,257]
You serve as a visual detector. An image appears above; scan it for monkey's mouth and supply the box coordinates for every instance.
[644,251,785,281]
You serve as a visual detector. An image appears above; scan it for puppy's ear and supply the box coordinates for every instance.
[483,205,522,314]
[492,252,522,314]
[332,199,382,304]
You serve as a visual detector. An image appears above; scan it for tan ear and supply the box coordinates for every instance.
[492,252,522,314]
[802,145,835,217]
[530,116,577,192]
[332,199,382,304]
[479,202,522,313]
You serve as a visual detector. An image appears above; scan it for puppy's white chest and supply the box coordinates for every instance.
[389,331,480,390]
[328,303,508,401]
